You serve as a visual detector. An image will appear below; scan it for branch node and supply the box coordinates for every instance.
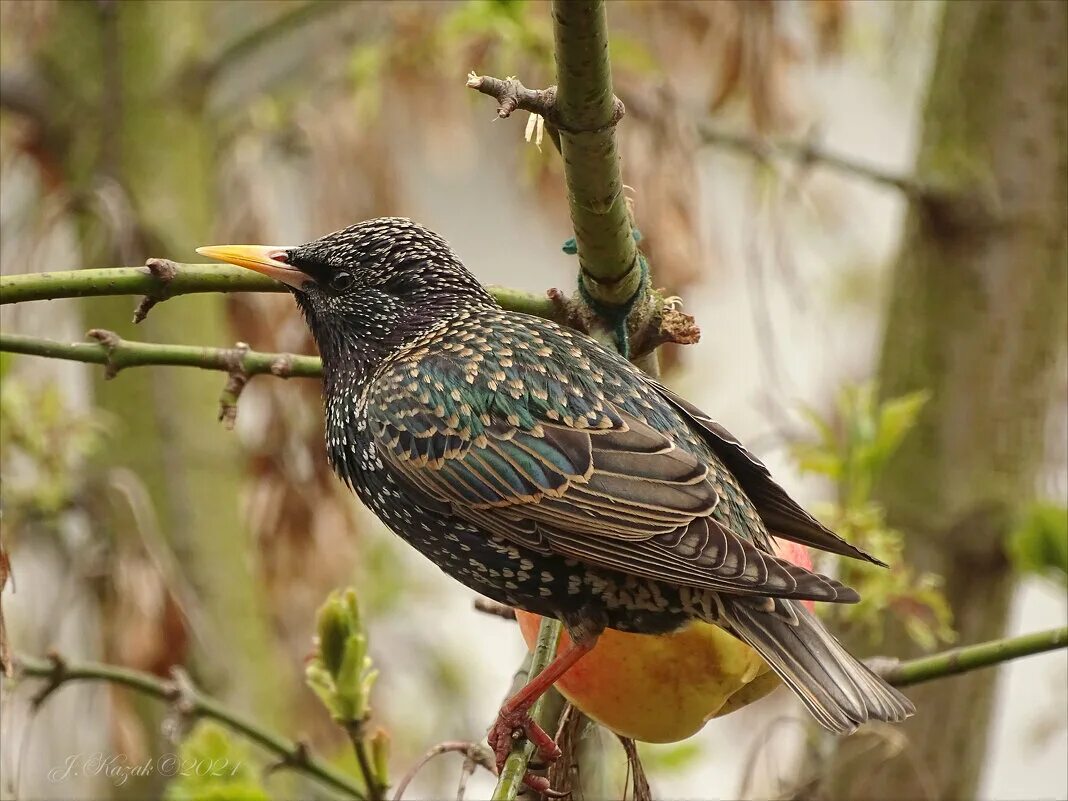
[865,655,904,680]
[546,288,590,336]
[30,651,67,707]
[218,342,251,429]
[87,328,123,378]
[132,297,158,324]
[134,258,181,323]
[269,353,294,378]
[265,739,311,780]
[659,305,701,346]
[466,73,623,134]
[145,257,179,284]
[162,666,200,742]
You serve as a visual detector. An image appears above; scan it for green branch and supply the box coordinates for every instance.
[0,264,283,304]
[16,654,366,800]
[14,629,1065,801]
[0,331,323,379]
[467,1,672,370]
[883,625,1067,688]
[550,0,638,306]
[0,265,561,322]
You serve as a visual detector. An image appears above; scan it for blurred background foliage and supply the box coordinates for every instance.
[0,1,1065,800]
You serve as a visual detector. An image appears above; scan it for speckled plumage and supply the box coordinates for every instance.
[253,217,914,735]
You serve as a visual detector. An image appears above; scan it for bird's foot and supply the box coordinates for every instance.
[488,704,566,797]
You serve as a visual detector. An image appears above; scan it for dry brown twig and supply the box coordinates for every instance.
[392,740,497,801]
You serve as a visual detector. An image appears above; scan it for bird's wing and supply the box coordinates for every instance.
[651,383,887,567]
[367,361,856,604]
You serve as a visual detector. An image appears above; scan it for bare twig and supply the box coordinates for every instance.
[133,257,179,322]
[697,121,932,200]
[392,741,495,801]
[197,1,350,85]
[467,3,641,324]
[16,653,366,799]
[491,618,564,801]
[618,736,651,801]
[466,75,561,126]
[218,342,251,429]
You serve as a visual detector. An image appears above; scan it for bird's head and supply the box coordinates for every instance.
[198,217,496,369]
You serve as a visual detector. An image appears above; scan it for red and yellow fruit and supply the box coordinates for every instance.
[515,538,813,743]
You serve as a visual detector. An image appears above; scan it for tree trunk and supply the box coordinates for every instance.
[819,2,1067,799]
[44,0,282,718]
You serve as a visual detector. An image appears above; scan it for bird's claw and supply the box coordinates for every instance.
[488,705,565,796]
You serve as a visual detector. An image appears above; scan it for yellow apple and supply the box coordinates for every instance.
[515,538,814,743]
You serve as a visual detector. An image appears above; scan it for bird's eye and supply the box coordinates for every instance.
[330,272,354,292]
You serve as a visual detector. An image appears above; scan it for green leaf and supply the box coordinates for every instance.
[1008,503,1068,586]
[871,390,931,467]
[789,443,843,480]
[163,723,269,801]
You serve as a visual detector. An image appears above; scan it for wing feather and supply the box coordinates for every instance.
[369,368,857,603]
[654,384,887,567]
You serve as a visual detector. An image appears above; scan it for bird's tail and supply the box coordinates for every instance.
[718,595,915,734]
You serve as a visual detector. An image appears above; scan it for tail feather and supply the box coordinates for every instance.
[720,596,915,734]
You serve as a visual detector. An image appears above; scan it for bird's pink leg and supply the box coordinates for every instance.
[488,636,597,796]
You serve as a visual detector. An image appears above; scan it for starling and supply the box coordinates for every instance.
[199,218,914,791]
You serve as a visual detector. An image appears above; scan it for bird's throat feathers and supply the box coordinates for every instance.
[299,287,494,397]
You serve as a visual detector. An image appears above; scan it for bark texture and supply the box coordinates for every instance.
[41,0,281,727]
[819,2,1068,799]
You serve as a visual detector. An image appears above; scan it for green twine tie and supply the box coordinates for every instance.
[563,230,647,359]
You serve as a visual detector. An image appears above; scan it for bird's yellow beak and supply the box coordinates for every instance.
[196,244,309,290]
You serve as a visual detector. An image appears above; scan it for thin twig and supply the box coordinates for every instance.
[15,653,366,800]
[466,75,562,126]
[392,741,496,801]
[878,625,1068,687]
[198,1,350,85]
[346,721,385,801]
[697,121,932,200]
[618,736,652,801]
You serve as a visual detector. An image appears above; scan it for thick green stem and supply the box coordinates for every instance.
[17,654,366,800]
[0,266,561,321]
[550,0,638,307]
